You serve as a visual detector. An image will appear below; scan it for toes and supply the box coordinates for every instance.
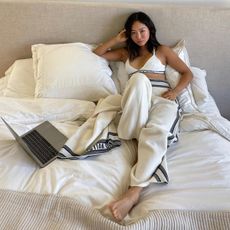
[109,205,122,221]
[113,210,122,221]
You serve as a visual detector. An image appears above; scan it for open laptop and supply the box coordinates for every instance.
[1,117,67,168]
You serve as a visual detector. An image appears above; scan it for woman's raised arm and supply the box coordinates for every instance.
[93,29,128,62]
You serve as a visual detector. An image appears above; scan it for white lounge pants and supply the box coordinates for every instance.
[118,73,180,187]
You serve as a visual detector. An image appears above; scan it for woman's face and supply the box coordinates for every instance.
[130,20,150,47]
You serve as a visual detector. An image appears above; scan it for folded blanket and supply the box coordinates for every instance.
[59,94,122,159]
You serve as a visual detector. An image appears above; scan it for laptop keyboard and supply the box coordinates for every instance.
[22,130,58,164]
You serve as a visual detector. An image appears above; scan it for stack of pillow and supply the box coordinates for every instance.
[2,43,117,101]
[0,40,220,116]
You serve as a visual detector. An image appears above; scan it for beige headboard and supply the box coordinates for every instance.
[0,1,229,119]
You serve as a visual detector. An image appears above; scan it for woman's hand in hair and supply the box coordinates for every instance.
[115,29,127,43]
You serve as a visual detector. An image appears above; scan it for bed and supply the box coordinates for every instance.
[0,1,230,229]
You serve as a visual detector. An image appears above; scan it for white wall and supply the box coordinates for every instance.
[25,0,230,6]
[78,0,230,6]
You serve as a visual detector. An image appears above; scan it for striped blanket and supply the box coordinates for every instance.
[59,94,122,159]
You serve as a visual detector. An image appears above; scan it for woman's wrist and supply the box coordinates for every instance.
[172,87,180,95]
[96,38,116,53]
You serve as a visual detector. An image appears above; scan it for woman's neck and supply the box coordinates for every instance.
[139,46,151,56]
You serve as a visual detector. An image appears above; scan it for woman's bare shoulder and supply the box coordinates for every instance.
[157,45,177,60]
[157,45,173,53]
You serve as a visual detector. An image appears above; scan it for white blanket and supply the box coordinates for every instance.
[180,112,230,141]
[59,95,122,159]
[0,97,95,124]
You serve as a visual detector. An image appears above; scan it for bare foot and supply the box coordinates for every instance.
[108,186,143,221]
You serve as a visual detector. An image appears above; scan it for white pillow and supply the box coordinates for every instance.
[109,61,122,93]
[191,67,220,116]
[166,40,220,116]
[165,40,199,113]
[171,40,191,67]
[3,58,35,98]
[190,66,209,106]
[0,75,10,96]
[110,61,129,94]
[32,42,117,101]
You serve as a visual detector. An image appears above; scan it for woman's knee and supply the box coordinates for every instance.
[128,73,151,90]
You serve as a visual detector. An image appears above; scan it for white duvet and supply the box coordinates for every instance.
[0,96,230,224]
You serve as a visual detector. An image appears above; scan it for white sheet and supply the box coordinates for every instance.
[0,120,136,210]
[0,97,95,124]
[0,97,230,224]
[130,130,230,219]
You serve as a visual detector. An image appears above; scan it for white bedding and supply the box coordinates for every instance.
[0,96,230,224]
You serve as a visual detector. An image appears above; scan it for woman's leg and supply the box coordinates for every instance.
[109,73,152,221]
[109,99,179,221]
[110,74,179,221]
[117,73,152,140]
[130,97,179,187]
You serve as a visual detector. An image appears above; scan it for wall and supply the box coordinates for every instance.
[17,0,230,5]
[77,0,230,5]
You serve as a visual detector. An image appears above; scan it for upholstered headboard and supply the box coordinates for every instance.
[0,1,229,119]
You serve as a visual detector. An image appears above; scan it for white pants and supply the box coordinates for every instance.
[118,73,180,187]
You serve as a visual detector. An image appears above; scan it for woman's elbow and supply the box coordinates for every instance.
[93,47,102,56]
[183,67,193,82]
[187,68,193,81]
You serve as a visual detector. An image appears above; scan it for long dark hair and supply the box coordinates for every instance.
[124,11,161,60]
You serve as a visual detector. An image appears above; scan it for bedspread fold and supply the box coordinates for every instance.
[59,94,122,159]
[180,112,230,141]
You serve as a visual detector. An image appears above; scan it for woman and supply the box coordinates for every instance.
[94,12,192,221]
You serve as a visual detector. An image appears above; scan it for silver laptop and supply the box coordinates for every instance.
[1,117,67,168]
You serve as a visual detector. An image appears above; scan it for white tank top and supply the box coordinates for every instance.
[125,49,166,76]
